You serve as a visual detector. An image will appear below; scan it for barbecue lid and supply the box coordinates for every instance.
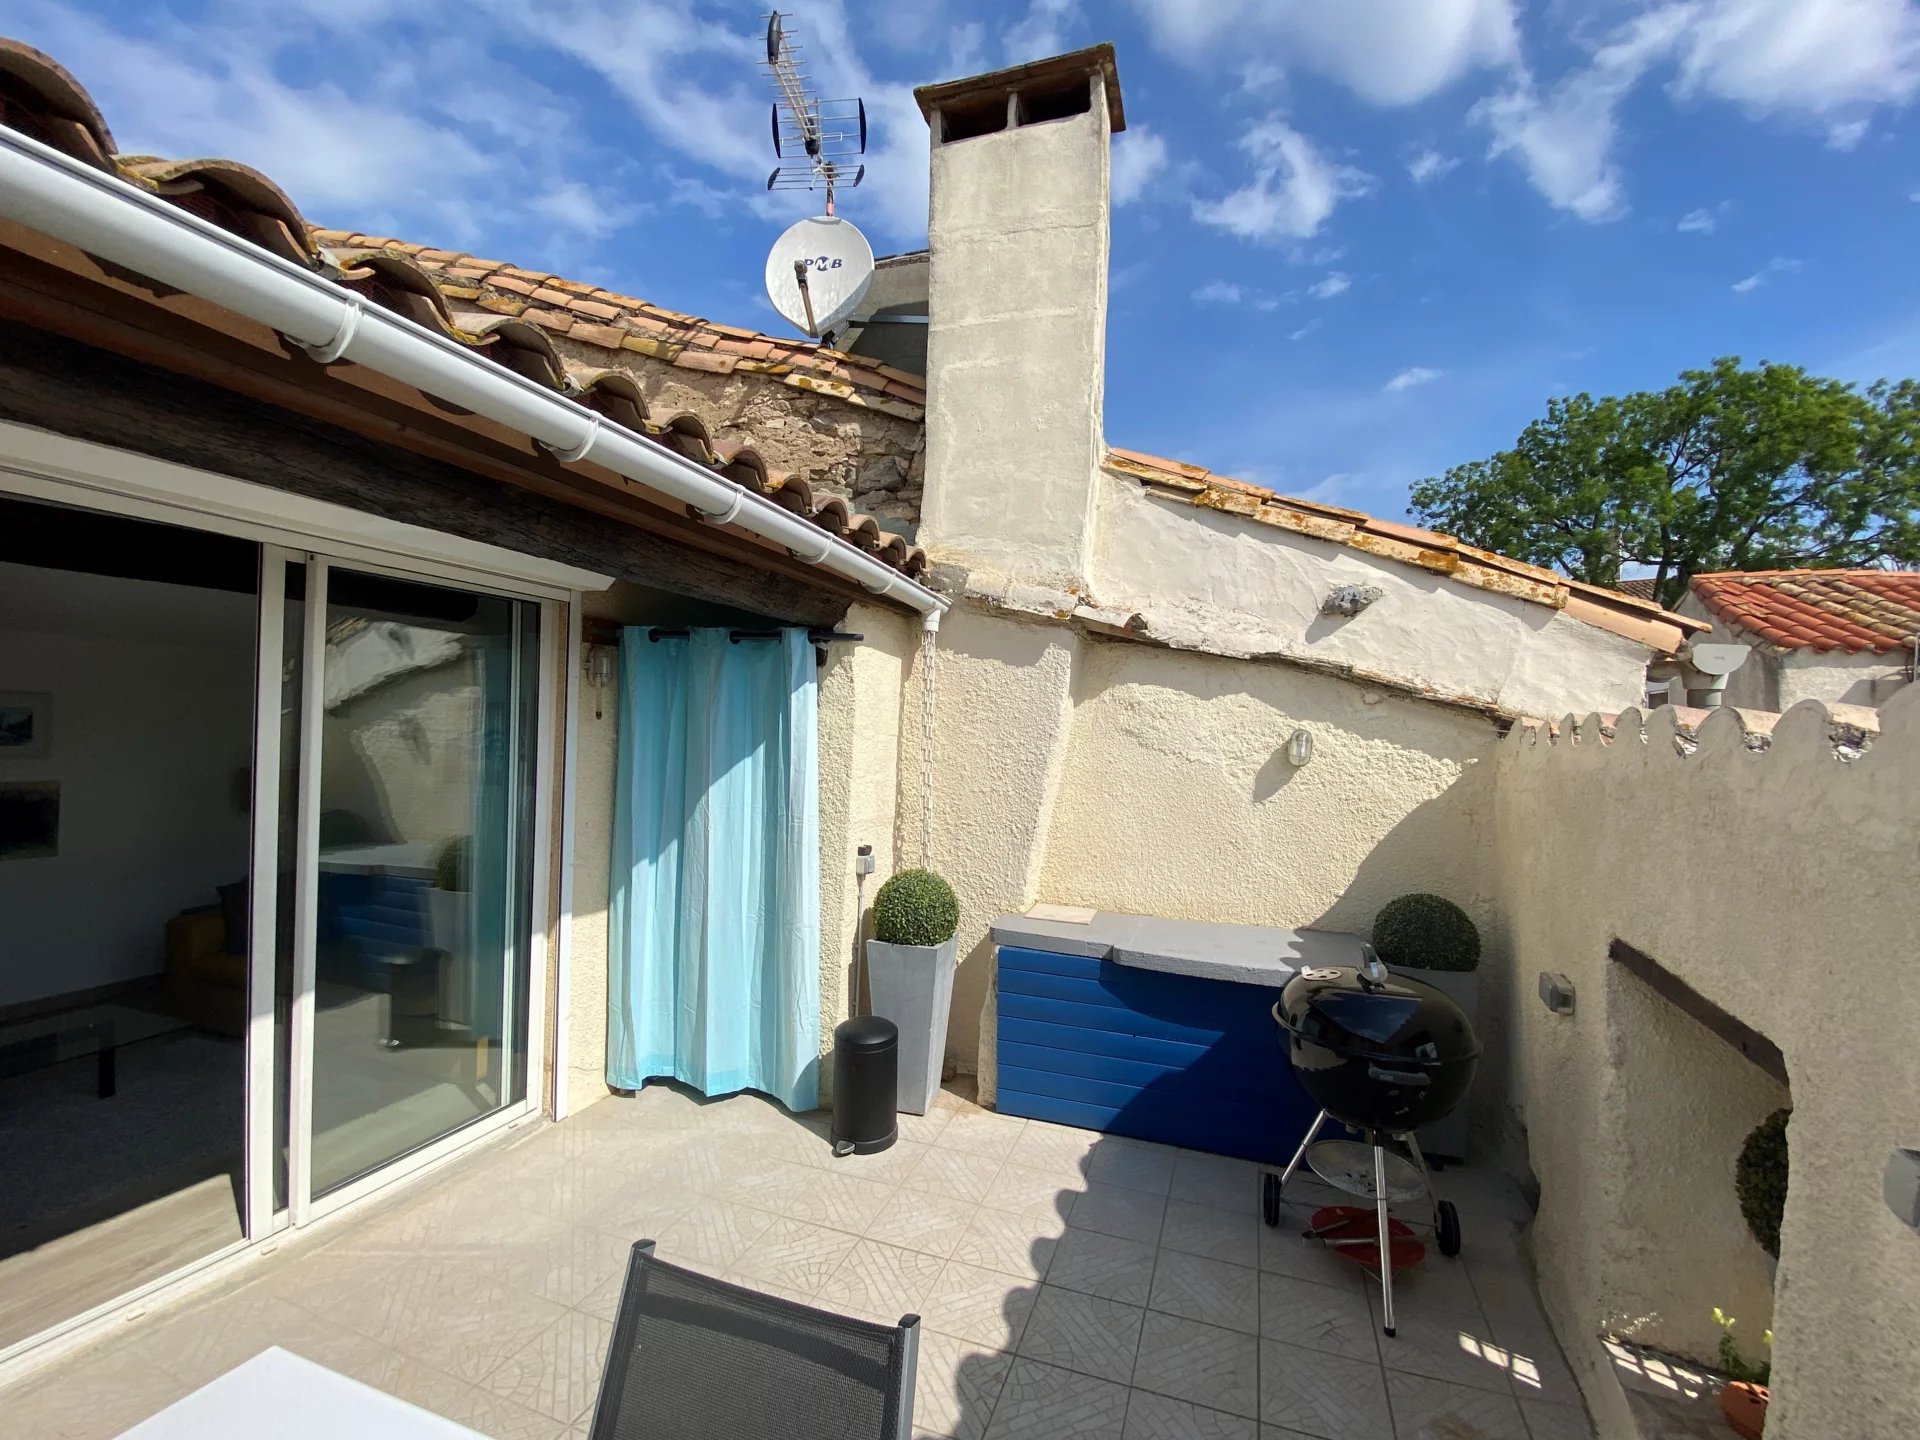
[1277,953,1481,1066]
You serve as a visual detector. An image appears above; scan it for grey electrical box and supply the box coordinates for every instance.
[1886,1148,1920,1231]
[1538,972,1576,1015]
[854,844,876,876]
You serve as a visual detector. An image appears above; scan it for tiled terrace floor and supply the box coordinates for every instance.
[1,1084,1595,1439]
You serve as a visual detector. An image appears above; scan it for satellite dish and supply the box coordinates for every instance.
[1688,642,1751,676]
[765,215,874,339]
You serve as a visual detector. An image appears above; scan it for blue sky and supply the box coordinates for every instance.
[12,0,1920,521]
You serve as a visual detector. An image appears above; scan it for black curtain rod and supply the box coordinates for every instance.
[644,628,864,645]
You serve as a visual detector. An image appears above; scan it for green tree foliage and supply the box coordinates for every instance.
[1409,359,1920,609]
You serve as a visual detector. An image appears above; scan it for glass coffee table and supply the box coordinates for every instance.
[0,1005,189,1098]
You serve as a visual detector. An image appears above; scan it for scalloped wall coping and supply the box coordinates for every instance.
[1508,693,1907,762]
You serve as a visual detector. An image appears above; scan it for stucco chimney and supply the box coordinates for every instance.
[912,45,1123,594]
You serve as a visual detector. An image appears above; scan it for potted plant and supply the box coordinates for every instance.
[428,835,471,1011]
[1736,1107,1789,1269]
[1714,1108,1788,1435]
[1372,893,1481,1159]
[866,868,960,1114]
[1713,1306,1772,1438]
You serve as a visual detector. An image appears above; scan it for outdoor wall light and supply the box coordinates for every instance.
[1285,729,1314,767]
[1539,972,1577,1015]
[587,645,617,719]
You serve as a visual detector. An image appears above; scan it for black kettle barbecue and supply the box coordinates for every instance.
[1262,942,1483,1337]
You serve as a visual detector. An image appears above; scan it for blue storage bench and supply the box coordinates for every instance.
[992,912,1367,1166]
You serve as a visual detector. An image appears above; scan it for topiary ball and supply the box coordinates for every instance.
[872,868,960,948]
[1736,1108,1789,1259]
[1372,893,1481,973]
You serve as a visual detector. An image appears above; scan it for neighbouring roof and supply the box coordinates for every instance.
[1616,577,1661,602]
[1690,570,1920,654]
[0,37,926,580]
[1104,447,1708,652]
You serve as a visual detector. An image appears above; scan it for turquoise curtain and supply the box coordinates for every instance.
[607,627,821,1110]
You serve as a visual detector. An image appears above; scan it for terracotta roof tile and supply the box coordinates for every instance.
[1691,570,1920,652]
[301,237,934,414]
[1105,444,1706,651]
[0,37,928,585]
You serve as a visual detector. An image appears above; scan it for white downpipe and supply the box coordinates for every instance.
[0,126,948,617]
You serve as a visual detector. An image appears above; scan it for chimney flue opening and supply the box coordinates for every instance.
[1016,78,1093,126]
[939,95,1009,144]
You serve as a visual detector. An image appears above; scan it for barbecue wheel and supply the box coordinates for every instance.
[1262,1172,1282,1228]
[1436,1200,1462,1257]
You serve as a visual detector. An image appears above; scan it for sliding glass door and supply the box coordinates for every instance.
[267,556,545,1221]
[0,465,558,1356]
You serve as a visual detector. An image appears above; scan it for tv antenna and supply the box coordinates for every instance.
[763,10,867,216]
[760,11,875,342]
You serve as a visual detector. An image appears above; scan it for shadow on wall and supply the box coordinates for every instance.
[1303,756,1504,1148]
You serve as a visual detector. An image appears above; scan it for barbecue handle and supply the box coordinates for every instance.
[1366,1063,1431,1088]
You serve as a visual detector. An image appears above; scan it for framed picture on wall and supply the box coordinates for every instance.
[0,691,53,760]
[0,780,59,861]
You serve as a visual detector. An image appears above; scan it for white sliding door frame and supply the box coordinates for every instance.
[0,429,588,1368]
[244,545,294,1240]
[285,556,328,1227]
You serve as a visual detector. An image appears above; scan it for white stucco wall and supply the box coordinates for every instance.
[905,601,1518,1110]
[1487,692,1920,1440]
[1777,647,1905,709]
[562,636,619,1118]
[816,603,915,1100]
[919,85,1110,591]
[901,606,1082,1096]
[1035,640,1492,935]
[1093,477,1654,718]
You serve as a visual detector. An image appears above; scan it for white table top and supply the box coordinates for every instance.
[118,1347,493,1439]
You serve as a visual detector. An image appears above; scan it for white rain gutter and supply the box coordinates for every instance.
[0,124,947,616]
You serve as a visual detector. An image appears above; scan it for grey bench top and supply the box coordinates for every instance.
[991,909,1367,988]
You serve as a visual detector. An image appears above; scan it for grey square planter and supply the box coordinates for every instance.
[1389,963,1480,1161]
[867,935,957,1115]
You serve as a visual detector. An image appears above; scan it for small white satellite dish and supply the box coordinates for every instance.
[1688,642,1751,676]
[765,215,874,339]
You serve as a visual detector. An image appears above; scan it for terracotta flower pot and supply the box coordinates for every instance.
[1720,1381,1769,1439]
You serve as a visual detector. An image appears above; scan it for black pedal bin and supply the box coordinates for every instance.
[830,1015,898,1156]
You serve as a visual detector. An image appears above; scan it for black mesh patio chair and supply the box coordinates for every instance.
[588,1241,920,1440]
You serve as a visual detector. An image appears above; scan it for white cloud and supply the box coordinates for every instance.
[1308,271,1351,299]
[1675,0,1920,116]
[1731,255,1801,293]
[1826,117,1871,150]
[1384,365,1444,392]
[1472,1,1920,223]
[528,180,645,240]
[1472,7,1691,223]
[1112,127,1171,206]
[947,22,987,75]
[1127,0,1519,106]
[6,3,499,230]
[1006,0,1079,64]
[1193,116,1373,241]
[1407,147,1460,184]
[1677,206,1718,233]
[1288,319,1322,341]
[1193,279,1286,309]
